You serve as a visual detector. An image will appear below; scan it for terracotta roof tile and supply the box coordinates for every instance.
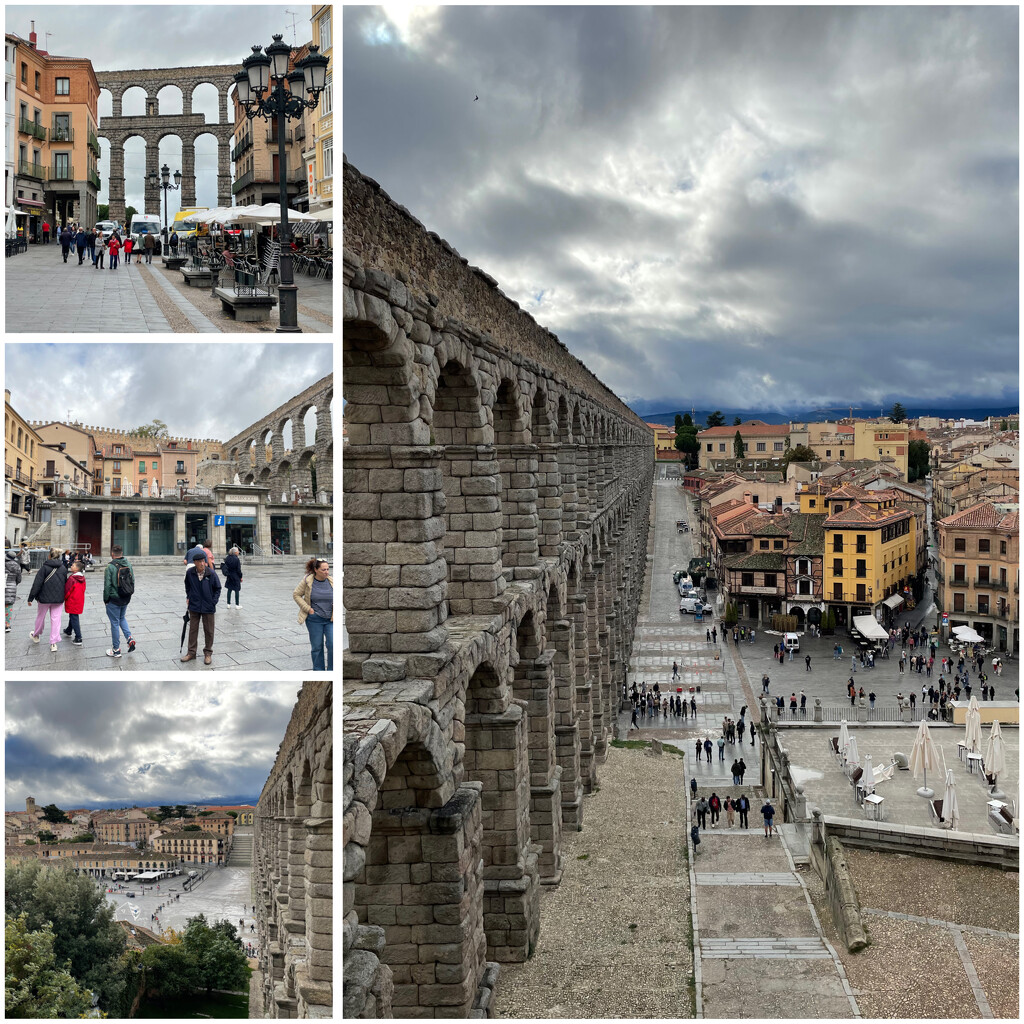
[698,421,791,437]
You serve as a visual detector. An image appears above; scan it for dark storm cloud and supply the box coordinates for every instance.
[344,6,1018,412]
[4,343,332,440]
[4,680,298,808]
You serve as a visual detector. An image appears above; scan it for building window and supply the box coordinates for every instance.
[34,70,40,90]
[55,77,70,95]
[797,559,810,576]
[954,537,965,552]
[855,559,867,578]
[138,461,146,473]
[953,592,965,612]
[856,584,867,602]
[953,564,965,583]
[856,534,867,554]
[152,461,158,471]
[839,450,845,459]
[706,443,712,453]
[825,450,832,458]
[808,499,816,508]
[978,538,990,553]
[756,442,766,452]
[773,540,784,549]
[832,582,842,600]
[978,565,990,584]
[21,62,27,83]
[760,540,769,550]
[322,136,332,178]
[320,73,332,116]
[114,445,122,454]
[774,442,784,451]
[1000,541,1006,555]
[833,536,843,552]
[798,579,812,595]
[319,11,332,49]
[833,559,843,576]
[763,573,777,587]
[718,443,726,452]
[741,572,755,586]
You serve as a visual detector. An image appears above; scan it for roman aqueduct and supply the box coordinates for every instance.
[343,159,656,1017]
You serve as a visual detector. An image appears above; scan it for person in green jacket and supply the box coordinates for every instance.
[103,544,136,658]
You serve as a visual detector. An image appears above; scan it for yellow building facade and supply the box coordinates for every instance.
[5,389,44,544]
[851,421,909,479]
[309,5,333,212]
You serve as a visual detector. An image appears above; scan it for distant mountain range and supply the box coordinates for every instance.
[634,403,1019,426]
[7,794,261,812]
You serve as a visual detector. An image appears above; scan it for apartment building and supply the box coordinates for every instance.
[6,842,175,877]
[151,829,228,865]
[697,421,789,470]
[92,809,159,845]
[309,4,332,212]
[936,501,1019,654]
[5,389,44,544]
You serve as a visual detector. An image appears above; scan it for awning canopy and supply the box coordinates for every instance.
[952,625,984,643]
[853,615,889,640]
[883,594,905,610]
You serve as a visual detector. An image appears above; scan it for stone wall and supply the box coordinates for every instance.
[343,159,655,1017]
[254,681,332,1018]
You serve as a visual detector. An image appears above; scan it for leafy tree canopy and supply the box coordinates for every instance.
[674,413,683,430]
[705,411,725,428]
[173,805,189,819]
[41,804,70,824]
[733,416,743,426]
[36,830,57,844]
[783,444,817,467]
[5,914,95,1019]
[143,915,249,999]
[182,824,202,831]
[889,402,907,423]
[132,419,169,438]
[733,430,745,460]
[124,205,138,227]
[197,810,213,816]
[97,204,109,220]
[224,811,238,819]
[682,412,693,427]
[908,439,931,483]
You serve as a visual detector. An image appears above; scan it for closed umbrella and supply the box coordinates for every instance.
[861,752,873,794]
[838,719,850,759]
[983,721,1007,798]
[845,735,860,770]
[942,768,960,830]
[909,720,942,798]
[964,696,982,754]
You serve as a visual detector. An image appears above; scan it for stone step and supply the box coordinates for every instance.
[695,872,801,886]
[701,937,832,959]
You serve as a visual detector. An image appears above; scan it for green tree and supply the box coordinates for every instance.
[141,943,199,999]
[706,411,725,428]
[999,419,1008,431]
[182,824,202,831]
[197,810,213,816]
[5,914,95,1019]
[40,804,70,824]
[733,416,742,426]
[36,830,57,844]
[157,806,175,821]
[224,811,238,819]
[124,204,138,227]
[908,439,931,483]
[674,414,683,431]
[182,916,250,995]
[782,444,817,469]
[97,204,109,221]
[675,430,699,468]
[682,412,693,427]
[733,430,745,460]
[132,419,169,438]
[173,805,189,819]
[5,859,128,1012]
[889,402,907,423]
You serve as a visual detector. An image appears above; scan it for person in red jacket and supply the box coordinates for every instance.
[123,234,134,264]
[63,560,86,646]
[108,233,121,270]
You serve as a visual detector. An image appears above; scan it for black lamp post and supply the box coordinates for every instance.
[235,34,328,333]
[149,163,182,256]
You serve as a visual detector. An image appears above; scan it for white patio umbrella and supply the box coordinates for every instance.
[942,768,960,830]
[952,625,984,643]
[231,203,319,225]
[838,719,850,759]
[909,720,942,798]
[845,735,860,772]
[193,207,236,224]
[984,721,1007,798]
[861,752,873,792]
[964,695,982,754]
[151,477,160,497]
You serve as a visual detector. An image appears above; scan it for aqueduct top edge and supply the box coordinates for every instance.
[343,157,647,428]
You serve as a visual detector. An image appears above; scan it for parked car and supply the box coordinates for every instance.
[679,595,700,614]
[783,632,801,652]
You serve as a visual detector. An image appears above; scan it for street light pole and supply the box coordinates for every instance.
[149,164,181,256]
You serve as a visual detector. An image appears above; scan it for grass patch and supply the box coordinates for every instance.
[628,922,638,931]
[576,853,589,861]
[610,739,650,749]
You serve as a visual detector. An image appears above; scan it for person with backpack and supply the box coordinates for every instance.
[62,560,87,646]
[761,800,776,837]
[182,551,221,664]
[708,792,721,827]
[103,544,137,658]
[27,547,68,651]
[6,546,24,633]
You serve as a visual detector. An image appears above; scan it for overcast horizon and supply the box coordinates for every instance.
[4,342,332,440]
[4,680,300,810]
[344,6,1019,414]
[6,3,317,218]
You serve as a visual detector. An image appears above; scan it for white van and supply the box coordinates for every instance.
[677,575,694,596]
[679,595,700,614]
[130,213,162,245]
[783,632,801,652]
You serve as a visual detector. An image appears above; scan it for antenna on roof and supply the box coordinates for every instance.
[285,9,300,45]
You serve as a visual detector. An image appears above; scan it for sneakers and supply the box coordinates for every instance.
[72,638,83,646]
[106,648,122,658]
[127,637,136,653]
[50,643,57,652]
[30,631,40,644]
[63,627,73,637]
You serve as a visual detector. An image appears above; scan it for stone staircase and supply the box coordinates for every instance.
[228,831,253,867]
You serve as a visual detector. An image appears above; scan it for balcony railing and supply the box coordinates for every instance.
[17,160,46,180]
[5,464,12,478]
[266,129,293,144]
[975,578,1008,592]
[19,117,46,140]
[294,123,306,141]
[230,135,252,162]
[232,168,255,194]
[50,165,75,183]
[51,126,74,143]
[948,576,967,587]
[88,129,100,155]
[88,167,101,190]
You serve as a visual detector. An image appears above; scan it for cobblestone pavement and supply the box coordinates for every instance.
[7,564,321,671]
[805,848,1019,1018]
[5,241,333,333]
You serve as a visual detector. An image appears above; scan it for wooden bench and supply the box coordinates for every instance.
[214,286,278,322]
[180,267,214,287]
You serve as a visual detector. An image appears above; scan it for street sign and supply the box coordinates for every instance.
[57,519,67,526]
[214,515,225,526]
[942,613,949,625]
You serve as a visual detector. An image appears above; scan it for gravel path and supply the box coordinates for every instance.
[494,746,694,1018]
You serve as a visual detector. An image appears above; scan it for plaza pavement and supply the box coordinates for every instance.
[7,564,321,671]
[5,240,332,333]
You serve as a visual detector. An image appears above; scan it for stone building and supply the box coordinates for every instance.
[698,420,790,469]
[343,160,654,1018]
[5,842,175,877]
[93,809,159,845]
[252,680,332,1018]
[150,829,228,865]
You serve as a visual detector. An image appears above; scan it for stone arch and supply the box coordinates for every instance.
[278,417,294,454]
[98,88,114,118]
[157,84,184,115]
[121,86,147,116]
[532,387,561,555]
[493,376,538,579]
[192,130,220,208]
[190,82,220,123]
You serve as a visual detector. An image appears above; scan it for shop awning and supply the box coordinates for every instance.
[16,199,45,208]
[882,594,904,610]
[852,615,889,640]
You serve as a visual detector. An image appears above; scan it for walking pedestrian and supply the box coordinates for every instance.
[695,738,702,761]
[108,233,120,269]
[95,231,106,269]
[42,220,50,244]
[630,706,639,730]
[86,226,96,264]
[75,226,87,264]
[790,693,798,714]
[59,225,72,262]
[761,799,775,837]
[703,738,713,763]
[220,546,243,606]
[725,797,736,828]
[868,691,876,709]
[851,655,857,673]
[762,673,770,693]
[182,551,221,665]
[124,234,134,264]
[170,229,179,254]
[690,777,697,798]
[103,544,136,658]
[737,717,745,742]
[800,690,807,714]
[711,626,717,643]
[717,735,726,761]
[62,560,86,646]
[6,545,24,632]
[695,796,708,829]
[26,547,68,651]
[736,794,750,829]
[730,759,740,785]
[737,758,746,784]
[690,695,697,716]
[706,628,711,644]
[708,792,721,827]
[293,557,334,671]
[144,231,157,263]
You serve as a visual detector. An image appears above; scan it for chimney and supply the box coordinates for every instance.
[29,20,37,48]
[743,491,752,504]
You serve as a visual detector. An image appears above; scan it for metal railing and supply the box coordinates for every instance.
[19,117,46,140]
[975,578,1008,592]
[17,160,46,179]
[50,164,75,182]
[232,168,255,194]
[51,126,74,143]
[4,464,11,478]
[948,575,967,587]
[88,129,100,155]
[814,704,931,724]
[230,135,252,161]
[266,129,293,144]
[88,167,101,189]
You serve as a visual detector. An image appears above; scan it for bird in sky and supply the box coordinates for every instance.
[474,95,479,101]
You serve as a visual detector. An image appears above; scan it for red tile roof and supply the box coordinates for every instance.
[939,500,1018,530]
[825,501,912,526]
[698,420,790,437]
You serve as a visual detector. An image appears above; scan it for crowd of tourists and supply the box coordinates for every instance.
[48,221,160,268]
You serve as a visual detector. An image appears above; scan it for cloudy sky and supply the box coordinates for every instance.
[5,679,303,809]
[4,342,332,439]
[6,4,319,217]
[343,6,1019,415]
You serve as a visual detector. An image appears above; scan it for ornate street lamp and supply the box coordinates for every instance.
[236,35,329,332]
[148,163,182,256]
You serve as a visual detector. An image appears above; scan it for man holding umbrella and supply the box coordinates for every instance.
[181,551,221,665]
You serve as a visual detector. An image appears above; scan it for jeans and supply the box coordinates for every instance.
[87,243,95,263]
[145,249,153,263]
[105,601,132,650]
[110,252,119,269]
[125,249,132,263]
[306,614,333,670]
[77,244,86,263]
[64,612,82,641]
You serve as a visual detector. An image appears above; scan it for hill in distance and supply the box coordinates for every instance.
[636,403,1019,426]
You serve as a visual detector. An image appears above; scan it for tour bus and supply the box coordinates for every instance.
[129,212,162,245]
[171,207,210,240]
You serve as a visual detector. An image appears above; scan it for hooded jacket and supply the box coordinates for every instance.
[103,556,134,605]
[28,557,68,605]
[5,550,23,604]
[64,571,86,615]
